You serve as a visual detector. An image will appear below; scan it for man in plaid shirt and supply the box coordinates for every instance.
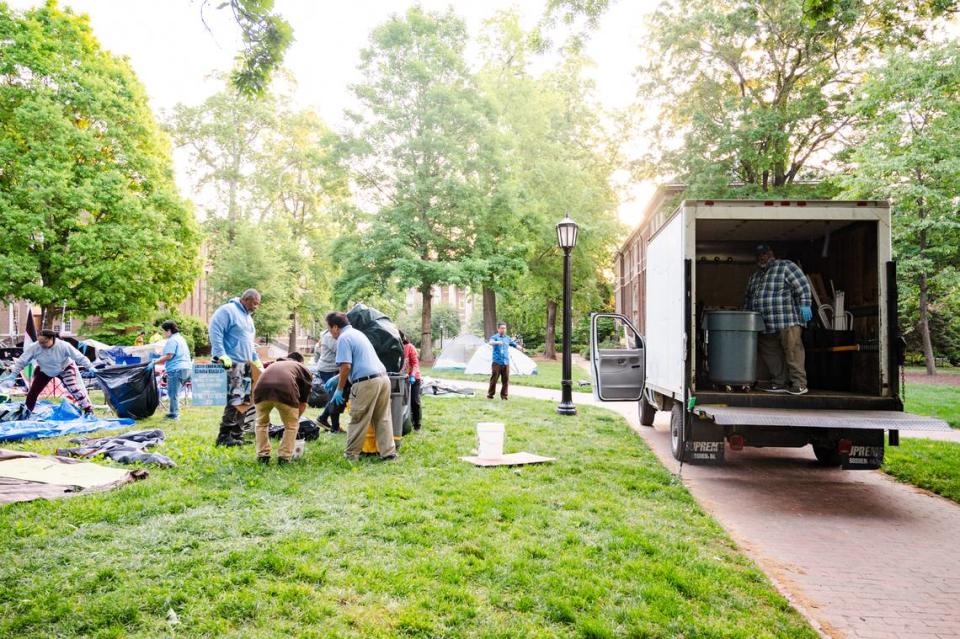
[743,243,813,395]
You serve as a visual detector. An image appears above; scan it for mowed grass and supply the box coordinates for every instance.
[903,383,960,429]
[883,438,960,504]
[425,359,592,392]
[0,396,814,639]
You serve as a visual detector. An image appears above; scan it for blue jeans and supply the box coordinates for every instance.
[166,368,191,418]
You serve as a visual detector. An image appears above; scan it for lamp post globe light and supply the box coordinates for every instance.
[556,214,578,416]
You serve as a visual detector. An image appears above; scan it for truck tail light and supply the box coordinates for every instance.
[838,439,853,455]
[728,434,745,451]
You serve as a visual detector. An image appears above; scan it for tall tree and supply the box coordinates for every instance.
[255,109,349,351]
[166,83,275,244]
[0,3,200,327]
[634,0,954,196]
[839,43,960,375]
[478,13,621,357]
[337,7,495,365]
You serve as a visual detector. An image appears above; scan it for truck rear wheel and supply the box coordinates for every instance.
[813,444,842,466]
[670,403,686,461]
[639,397,656,427]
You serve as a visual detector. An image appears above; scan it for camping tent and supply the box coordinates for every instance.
[464,345,538,376]
[434,334,487,371]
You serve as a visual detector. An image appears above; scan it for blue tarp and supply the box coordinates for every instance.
[0,401,134,442]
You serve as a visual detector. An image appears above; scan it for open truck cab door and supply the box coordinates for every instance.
[590,313,646,402]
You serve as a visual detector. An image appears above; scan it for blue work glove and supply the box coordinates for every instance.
[323,375,339,393]
[799,305,813,323]
[409,375,416,385]
[331,388,345,406]
[145,361,155,371]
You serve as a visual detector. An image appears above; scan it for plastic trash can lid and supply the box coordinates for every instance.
[705,310,765,332]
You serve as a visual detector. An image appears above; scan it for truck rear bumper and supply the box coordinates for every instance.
[693,406,950,431]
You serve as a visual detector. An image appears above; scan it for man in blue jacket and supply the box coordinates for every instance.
[488,321,522,400]
[209,289,263,446]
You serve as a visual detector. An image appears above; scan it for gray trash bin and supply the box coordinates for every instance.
[388,374,413,443]
[705,311,765,386]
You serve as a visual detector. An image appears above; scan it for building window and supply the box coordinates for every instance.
[61,314,73,335]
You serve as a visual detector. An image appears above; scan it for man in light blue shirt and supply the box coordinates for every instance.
[488,321,521,400]
[325,311,395,461]
[208,289,263,446]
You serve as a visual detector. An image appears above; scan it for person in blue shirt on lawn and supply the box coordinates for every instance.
[153,320,192,421]
[323,311,397,462]
[208,289,264,446]
[744,243,813,395]
[487,321,523,400]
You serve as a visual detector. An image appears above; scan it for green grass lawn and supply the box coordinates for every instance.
[883,439,960,504]
[903,383,960,429]
[425,359,592,392]
[0,396,814,638]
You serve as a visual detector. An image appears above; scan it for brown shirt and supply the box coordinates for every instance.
[253,360,313,407]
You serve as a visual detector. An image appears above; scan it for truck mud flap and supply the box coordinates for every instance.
[685,418,725,464]
[842,430,884,470]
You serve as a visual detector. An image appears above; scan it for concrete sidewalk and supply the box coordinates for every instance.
[430,377,960,638]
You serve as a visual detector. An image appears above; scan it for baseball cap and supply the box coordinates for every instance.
[754,243,772,255]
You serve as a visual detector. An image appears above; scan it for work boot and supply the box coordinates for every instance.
[277,457,291,466]
[257,456,270,465]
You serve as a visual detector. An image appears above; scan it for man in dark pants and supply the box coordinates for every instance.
[208,289,264,446]
[487,321,521,400]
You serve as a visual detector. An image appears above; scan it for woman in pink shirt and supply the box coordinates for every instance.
[399,331,422,431]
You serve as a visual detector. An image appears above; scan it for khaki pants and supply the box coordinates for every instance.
[758,325,807,387]
[255,400,300,460]
[345,376,394,460]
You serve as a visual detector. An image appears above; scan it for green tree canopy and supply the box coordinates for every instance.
[0,2,200,327]
[839,43,960,373]
[634,0,954,197]
[336,7,497,363]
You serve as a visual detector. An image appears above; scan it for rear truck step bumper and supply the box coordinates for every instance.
[682,407,949,470]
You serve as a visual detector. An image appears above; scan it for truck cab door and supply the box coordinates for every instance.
[590,313,645,401]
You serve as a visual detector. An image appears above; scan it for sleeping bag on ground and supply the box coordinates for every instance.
[95,364,159,419]
[346,303,404,373]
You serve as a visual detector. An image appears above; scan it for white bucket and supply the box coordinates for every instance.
[292,439,305,459]
[476,422,505,460]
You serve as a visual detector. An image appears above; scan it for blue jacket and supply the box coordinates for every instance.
[209,298,259,363]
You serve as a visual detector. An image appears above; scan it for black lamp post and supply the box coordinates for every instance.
[556,214,579,416]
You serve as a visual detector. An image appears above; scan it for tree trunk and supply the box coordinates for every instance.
[420,285,435,366]
[42,304,60,331]
[482,287,497,338]
[288,311,298,355]
[544,300,558,359]
[919,271,937,376]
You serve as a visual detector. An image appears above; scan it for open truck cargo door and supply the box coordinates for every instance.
[590,313,645,401]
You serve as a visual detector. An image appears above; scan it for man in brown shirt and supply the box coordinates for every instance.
[253,352,313,464]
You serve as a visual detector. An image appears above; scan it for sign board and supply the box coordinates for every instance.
[191,364,227,406]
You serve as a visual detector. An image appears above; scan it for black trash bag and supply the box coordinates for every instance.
[94,364,159,420]
[346,303,404,373]
[267,416,321,441]
[307,377,330,409]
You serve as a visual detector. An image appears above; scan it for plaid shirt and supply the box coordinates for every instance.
[744,259,812,334]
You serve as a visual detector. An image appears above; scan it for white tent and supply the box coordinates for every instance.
[433,334,487,370]
[464,344,538,376]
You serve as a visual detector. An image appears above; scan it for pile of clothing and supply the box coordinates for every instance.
[57,429,175,468]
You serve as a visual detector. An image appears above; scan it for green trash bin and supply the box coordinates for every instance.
[705,311,765,386]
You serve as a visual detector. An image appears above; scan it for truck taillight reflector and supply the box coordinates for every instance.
[838,439,853,455]
[728,434,745,451]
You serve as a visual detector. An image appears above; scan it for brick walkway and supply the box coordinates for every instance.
[431,378,960,638]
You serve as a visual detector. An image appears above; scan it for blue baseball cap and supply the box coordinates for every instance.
[754,243,772,255]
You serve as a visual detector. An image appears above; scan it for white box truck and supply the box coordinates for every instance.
[590,199,950,469]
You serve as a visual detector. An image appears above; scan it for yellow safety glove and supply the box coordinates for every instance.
[217,355,233,369]
[252,358,264,371]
